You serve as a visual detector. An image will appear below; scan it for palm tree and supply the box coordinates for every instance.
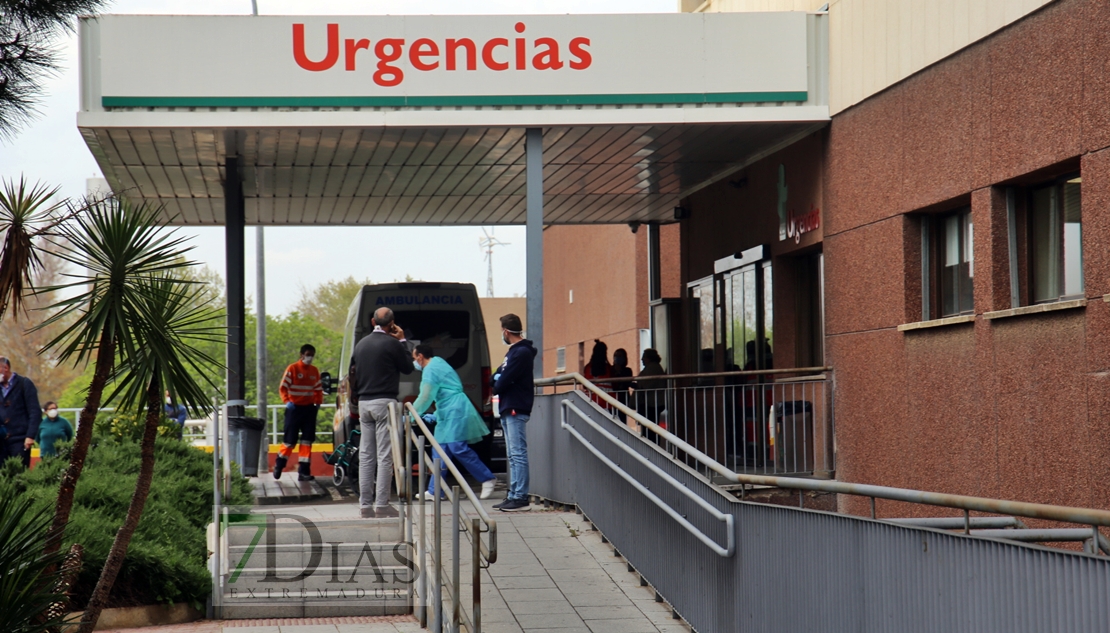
[76,274,222,632]
[0,493,69,633]
[0,177,64,318]
[34,196,197,558]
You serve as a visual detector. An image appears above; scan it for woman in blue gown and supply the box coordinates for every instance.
[411,344,496,499]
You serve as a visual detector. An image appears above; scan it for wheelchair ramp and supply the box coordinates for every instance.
[529,388,1110,633]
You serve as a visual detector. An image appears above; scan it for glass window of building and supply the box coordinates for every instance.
[922,207,973,319]
[1030,176,1083,303]
[689,278,716,373]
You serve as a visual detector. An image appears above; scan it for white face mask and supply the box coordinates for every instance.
[166,397,172,405]
[303,355,314,365]
[47,409,59,419]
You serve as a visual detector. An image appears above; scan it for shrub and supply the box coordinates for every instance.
[92,410,181,442]
[1,433,252,610]
[0,489,70,633]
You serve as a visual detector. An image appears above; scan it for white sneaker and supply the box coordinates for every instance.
[416,491,435,501]
[480,479,496,499]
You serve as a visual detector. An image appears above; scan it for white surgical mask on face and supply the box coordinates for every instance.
[47,409,58,419]
[303,355,314,365]
[166,397,172,405]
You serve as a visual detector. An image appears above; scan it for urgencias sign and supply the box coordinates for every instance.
[90,13,810,108]
[293,22,593,87]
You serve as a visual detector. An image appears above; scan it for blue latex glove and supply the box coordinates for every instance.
[422,413,437,424]
[285,401,295,410]
[492,373,501,383]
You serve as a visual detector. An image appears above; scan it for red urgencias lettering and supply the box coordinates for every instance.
[292,22,592,86]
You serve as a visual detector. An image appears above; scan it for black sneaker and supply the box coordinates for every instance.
[499,498,530,512]
[492,498,508,509]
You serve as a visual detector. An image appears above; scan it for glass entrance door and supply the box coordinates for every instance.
[688,277,717,373]
[723,262,772,372]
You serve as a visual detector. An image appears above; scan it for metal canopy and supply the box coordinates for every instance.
[79,120,823,226]
[77,12,830,225]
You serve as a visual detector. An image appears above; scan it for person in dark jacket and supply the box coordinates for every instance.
[0,357,42,469]
[35,401,74,458]
[350,307,413,518]
[634,349,667,442]
[610,348,634,423]
[490,314,537,512]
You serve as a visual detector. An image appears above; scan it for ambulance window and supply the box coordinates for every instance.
[393,311,471,368]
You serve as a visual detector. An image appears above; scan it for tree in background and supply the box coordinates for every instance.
[294,275,371,333]
[245,312,343,430]
[0,0,111,136]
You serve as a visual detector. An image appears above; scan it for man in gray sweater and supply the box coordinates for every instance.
[350,307,413,518]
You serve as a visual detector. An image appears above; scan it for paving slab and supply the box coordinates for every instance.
[93,615,418,633]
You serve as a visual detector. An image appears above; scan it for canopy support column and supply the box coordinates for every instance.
[224,156,246,416]
[525,127,544,378]
[256,226,268,469]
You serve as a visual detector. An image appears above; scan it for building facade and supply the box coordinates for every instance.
[543,0,1110,513]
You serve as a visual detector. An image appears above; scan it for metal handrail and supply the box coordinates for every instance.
[404,401,498,633]
[537,373,1110,534]
[407,403,498,561]
[562,400,735,557]
[537,373,739,483]
[596,366,832,384]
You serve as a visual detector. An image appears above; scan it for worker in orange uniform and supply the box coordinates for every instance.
[275,344,323,481]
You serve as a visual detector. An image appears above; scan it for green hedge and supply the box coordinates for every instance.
[0,431,252,610]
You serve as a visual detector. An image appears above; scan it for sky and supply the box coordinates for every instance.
[0,0,674,315]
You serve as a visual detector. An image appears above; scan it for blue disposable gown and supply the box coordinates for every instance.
[412,357,489,445]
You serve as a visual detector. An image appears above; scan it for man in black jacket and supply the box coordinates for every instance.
[0,357,42,469]
[490,314,537,512]
[350,307,413,518]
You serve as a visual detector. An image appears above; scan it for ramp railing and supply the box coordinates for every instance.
[531,373,1110,632]
[558,368,833,477]
[398,402,497,633]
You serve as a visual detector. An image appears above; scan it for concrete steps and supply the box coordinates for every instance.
[214,516,413,619]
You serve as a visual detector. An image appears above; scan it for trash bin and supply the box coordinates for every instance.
[227,417,267,477]
[774,401,814,474]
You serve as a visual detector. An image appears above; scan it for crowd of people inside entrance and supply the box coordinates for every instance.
[579,340,669,438]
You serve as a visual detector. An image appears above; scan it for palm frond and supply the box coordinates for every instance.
[0,176,64,318]
[106,273,225,416]
[34,197,197,370]
[0,493,69,633]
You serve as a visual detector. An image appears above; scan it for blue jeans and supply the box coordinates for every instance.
[428,441,495,494]
[502,413,530,501]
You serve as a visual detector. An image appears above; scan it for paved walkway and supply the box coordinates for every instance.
[448,502,688,633]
